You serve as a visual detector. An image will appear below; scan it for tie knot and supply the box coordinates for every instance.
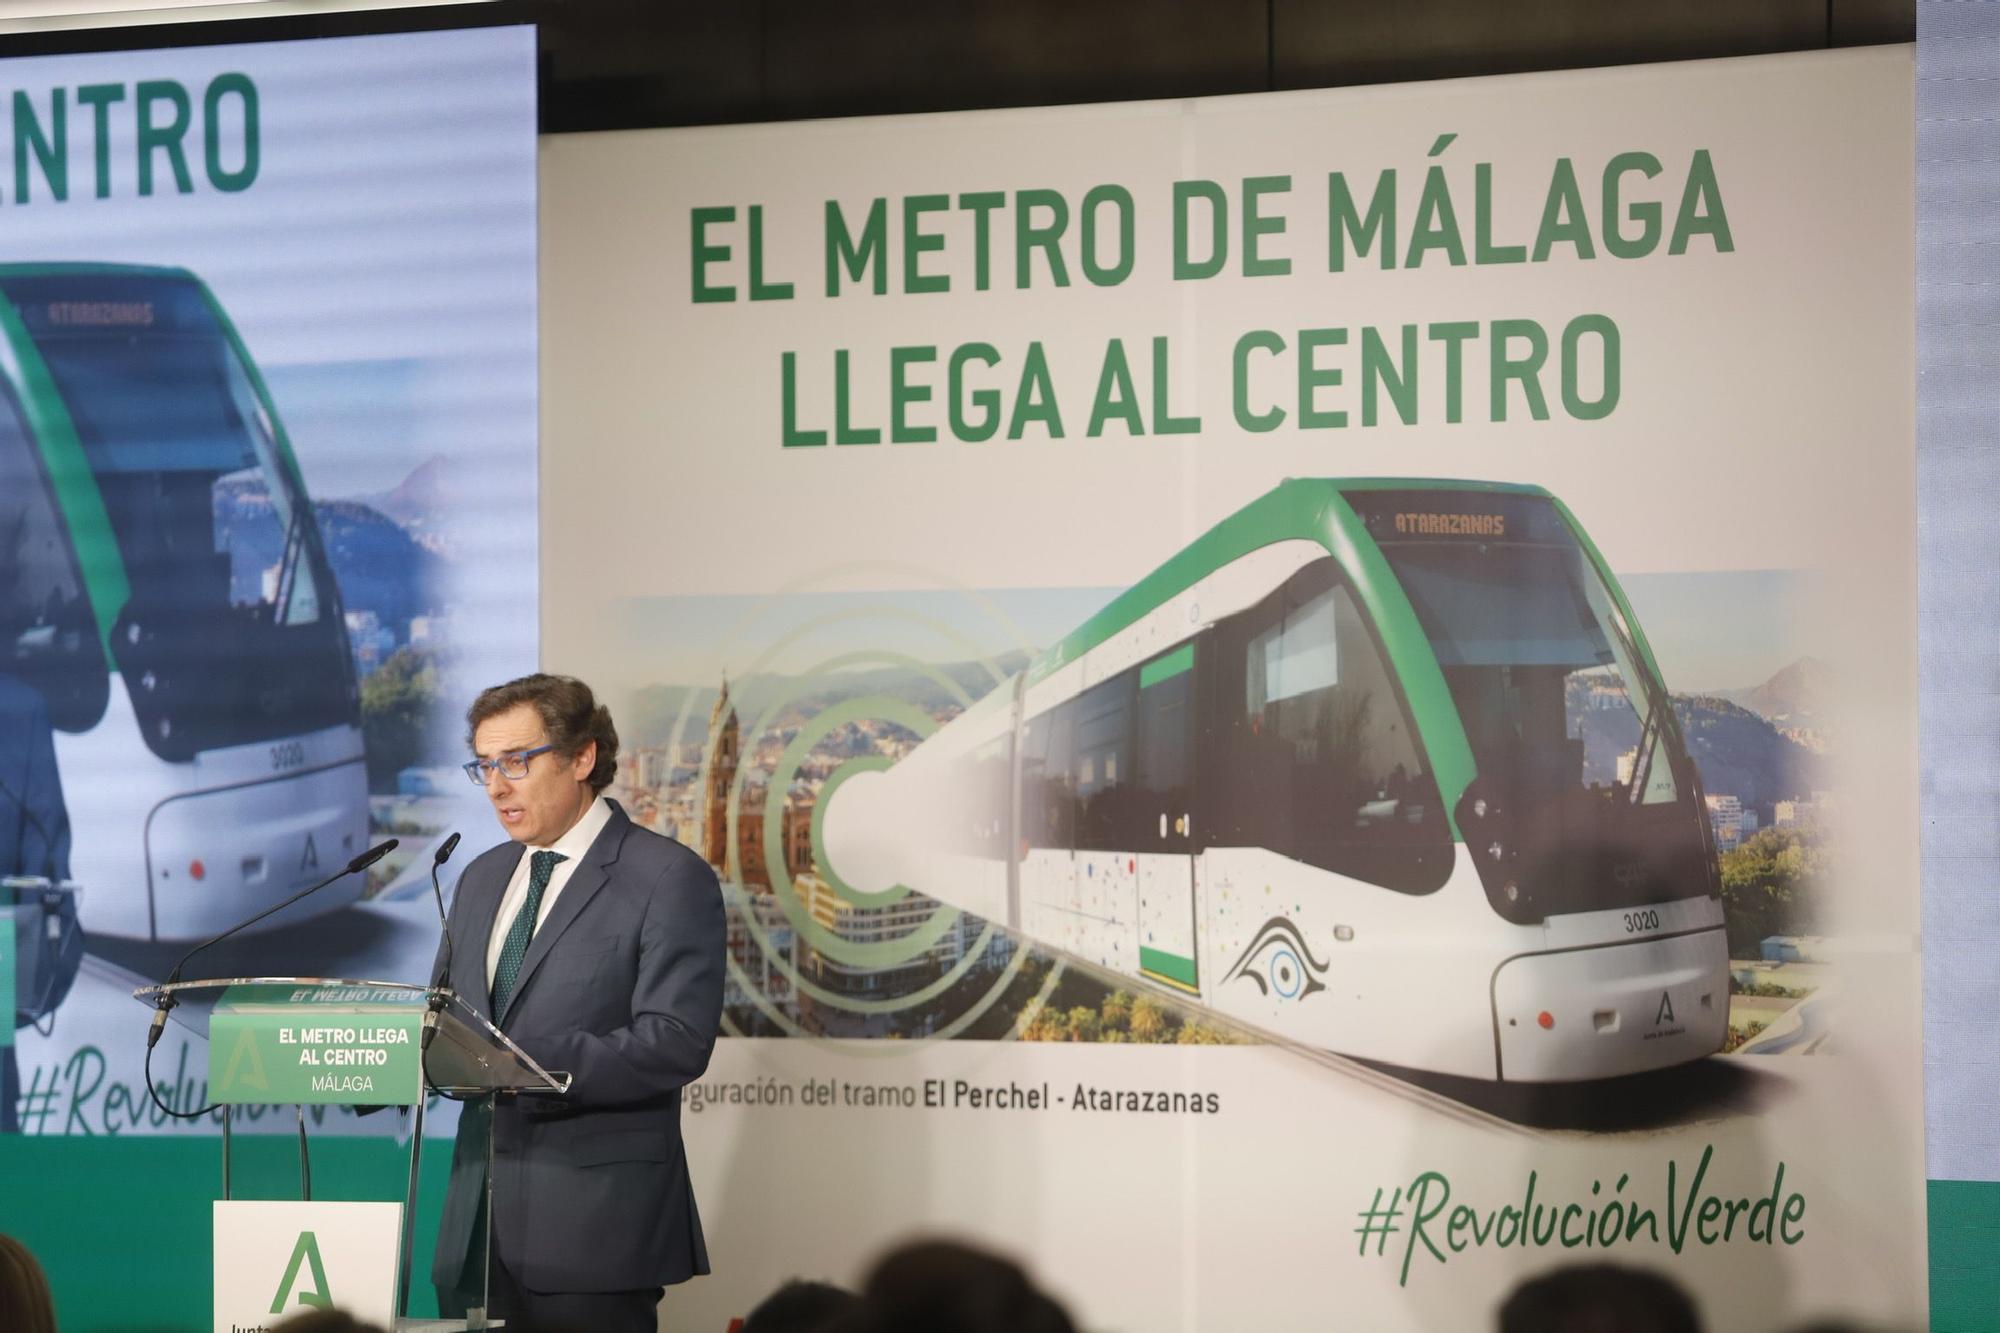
[529,849,565,888]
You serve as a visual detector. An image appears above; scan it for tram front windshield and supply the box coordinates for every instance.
[0,272,355,761]
[1351,491,1714,922]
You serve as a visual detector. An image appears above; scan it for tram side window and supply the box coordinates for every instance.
[1020,707,1078,850]
[958,734,1012,859]
[1074,676,1136,850]
[1216,563,1450,894]
[0,390,107,732]
[1040,651,1203,853]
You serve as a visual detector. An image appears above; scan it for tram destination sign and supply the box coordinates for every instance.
[1345,487,1572,546]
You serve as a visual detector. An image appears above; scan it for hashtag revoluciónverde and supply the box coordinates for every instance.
[1358,1145,1806,1286]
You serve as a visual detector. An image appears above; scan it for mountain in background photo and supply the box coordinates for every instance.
[1571,657,1830,824]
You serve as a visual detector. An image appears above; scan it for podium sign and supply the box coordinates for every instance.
[207,983,426,1105]
[137,977,569,1328]
[215,1200,400,1332]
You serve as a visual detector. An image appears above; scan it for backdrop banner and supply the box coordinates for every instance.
[0,25,539,1329]
[543,48,1917,1333]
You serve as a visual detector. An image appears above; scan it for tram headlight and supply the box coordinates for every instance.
[1504,880,1519,902]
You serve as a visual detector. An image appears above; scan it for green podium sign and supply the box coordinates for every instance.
[136,975,571,1328]
[208,983,427,1105]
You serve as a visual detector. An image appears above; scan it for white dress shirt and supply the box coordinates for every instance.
[485,794,613,988]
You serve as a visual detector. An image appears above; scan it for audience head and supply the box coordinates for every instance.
[1498,1262,1702,1333]
[742,1278,862,1333]
[0,1234,56,1333]
[271,1312,388,1333]
[829,1237,1077,1333]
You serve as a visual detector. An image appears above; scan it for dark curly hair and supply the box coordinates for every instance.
[466,674,619,795]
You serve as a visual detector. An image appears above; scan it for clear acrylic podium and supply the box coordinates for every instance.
[132,977,569,1331]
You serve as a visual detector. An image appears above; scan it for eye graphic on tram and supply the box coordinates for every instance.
[1223,917,1327,1000]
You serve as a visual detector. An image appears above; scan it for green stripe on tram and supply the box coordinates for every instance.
[1140,947,1198,988]
[1139,643,1194,690]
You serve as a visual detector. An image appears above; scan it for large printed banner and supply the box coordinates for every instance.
[0,24,538,1157]
[546,49,1917,1333]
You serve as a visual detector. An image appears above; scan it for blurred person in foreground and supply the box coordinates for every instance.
[0,1233,57,1333]
[272,1311,388,1333]
[1498,1261,1703,1333]
[826,1238,1077,1333]
[741,1278,861,1333]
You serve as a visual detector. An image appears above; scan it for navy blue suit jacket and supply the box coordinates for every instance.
[1,675,75,1134]
[0,675,68,887]
[430,800,725,1293]
[1,674,75,1030]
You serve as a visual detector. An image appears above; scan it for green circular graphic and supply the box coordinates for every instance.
[720,880,1004,1016]
[809,756,894,905]
[634,571,1041,1030]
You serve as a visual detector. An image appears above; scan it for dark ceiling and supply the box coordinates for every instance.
[0,0,1914,134]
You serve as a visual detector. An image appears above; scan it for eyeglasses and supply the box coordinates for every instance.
[463,744,556,785]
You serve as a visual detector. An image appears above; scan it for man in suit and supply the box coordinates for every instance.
[432,673,725,1331]
[0,674,74,1136]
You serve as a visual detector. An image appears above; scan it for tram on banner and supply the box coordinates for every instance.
[0,264,369,941]
[824,479,1730,1081]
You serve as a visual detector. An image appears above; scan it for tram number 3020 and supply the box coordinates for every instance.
[269,741,307,771]
[1622,909,1662,934]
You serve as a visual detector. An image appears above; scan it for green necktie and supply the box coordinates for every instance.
[491,849,564,1018]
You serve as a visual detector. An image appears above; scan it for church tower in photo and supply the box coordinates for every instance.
[702,675,739,877]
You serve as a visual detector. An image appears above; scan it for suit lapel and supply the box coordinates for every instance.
[497,809,627,1025]
[459,844,521,1022]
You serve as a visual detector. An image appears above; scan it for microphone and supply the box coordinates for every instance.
[430,832,461,980]
[350,838,399,875]
[148,837,400,1046]
[423,833,462,1051]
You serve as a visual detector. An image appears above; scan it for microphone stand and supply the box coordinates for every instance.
[143,838,399,1122]
[423,831,462,1053]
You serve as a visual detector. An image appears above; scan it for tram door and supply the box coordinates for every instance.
[1135,639,1200,996]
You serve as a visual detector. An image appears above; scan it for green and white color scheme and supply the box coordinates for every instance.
[0,26,539,1333]
[0,263,370,943]
[214,1200,400,1332]
[206,983,426,1106]
[823,478,1728,1082]
[545,40,1919,1333]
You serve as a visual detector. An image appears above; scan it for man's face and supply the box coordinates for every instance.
[472,702,596,846]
